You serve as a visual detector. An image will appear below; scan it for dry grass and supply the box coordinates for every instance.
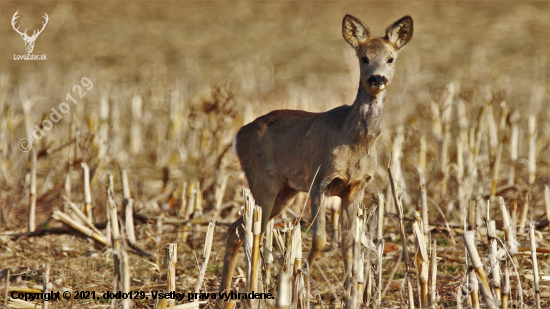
[0,1,549,308]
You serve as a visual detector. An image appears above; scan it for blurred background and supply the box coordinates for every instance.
[2,1,548,116]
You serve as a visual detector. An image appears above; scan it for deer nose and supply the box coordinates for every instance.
[368,75,387,87]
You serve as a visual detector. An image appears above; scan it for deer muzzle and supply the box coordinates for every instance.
[367,75,388,88]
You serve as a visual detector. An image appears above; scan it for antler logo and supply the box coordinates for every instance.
[11,11,49,54]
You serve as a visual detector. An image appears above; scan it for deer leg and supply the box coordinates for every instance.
[340,190,360,306]
[217,180,278,307]
[218,216,245,297]
[307,186,327,266]
[268,186,298,227]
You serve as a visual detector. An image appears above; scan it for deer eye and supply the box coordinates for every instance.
[361,57,369,64]
[388,58,394,64]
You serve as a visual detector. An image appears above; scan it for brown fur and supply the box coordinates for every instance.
[218,14,413,308]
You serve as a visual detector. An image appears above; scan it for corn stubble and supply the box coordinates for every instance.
[2,79,549,309]
[1,4,549,309]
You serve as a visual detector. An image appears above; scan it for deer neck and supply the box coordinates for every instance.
[345,82,385,142]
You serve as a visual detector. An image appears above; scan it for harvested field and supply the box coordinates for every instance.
[0,1,549,308]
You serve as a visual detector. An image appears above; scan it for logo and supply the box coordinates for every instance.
[11,10,48,54]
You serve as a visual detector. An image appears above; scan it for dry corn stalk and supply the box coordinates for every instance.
[105,175,114,243]
[510,198,518,232]
[107,188,121,251]
[68,202,105,238]
[376,194,385,309]
[291,223,305,309]
[166,243,177,307]
[213,172,228,221]
[121,169,131,200]
[195,222,215,294]
[64,168,72,200]
[388,167,414,309]
[518,189,531,235]
[223,301,236,309]
[354,207,364,305]
[457,99,469,174]
[177,182,188,242]
[413,222,429,308]
[515,116,537,234]
[355,250,364,307]
[429,240,437,308]
[277,271,291,309]
[42,264,49,309]
[464,106,486,202]
[498,101,509,131]
[501,267,510,309]
[487,220,500,300]
[463,231,498,309]
[7,298,43,308]
[121,250,131,309]
[87,113,100,156]
[388,126,405,213]
[178,182,188,219]
[243,187,255,291]
[98,92,109,158]
[121,167,135,245]
[490,145,502,199]
[498,197,517,254]
[527,116,536,185]
[456,273,463,309]
[157,215,164,245]
[182,183,196,242]
[168,85,185,166]
[438,85,454,197]
[28,149,37,232]
[21,95,37,232]
[419,135,429,236]
[250,208,262,308]
[191,182,203,243]
[82,163,93,222]
[468,200,476,231]
[469,269,480,309]
[528,223,541,309]
[305,262,311,309]
[508,110,519,185]
[52,210,108,245]
[486,104,499,159]
[130,94,142,153]
[292,222,302,274]
[405,272,415,309]
[125,198,136,245]
[264,219,274,287]
[431,101,441,141]
[363,229,373,307]
[193,182,203,218]
[107,187,122,294]
[481,196,489,230]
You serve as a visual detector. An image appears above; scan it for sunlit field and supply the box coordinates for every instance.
[0,1,549,308]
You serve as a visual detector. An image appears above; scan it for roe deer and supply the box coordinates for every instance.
[218,14,413,307]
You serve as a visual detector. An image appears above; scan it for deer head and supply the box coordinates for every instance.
[343,15,413,95]
[12,11,49,54]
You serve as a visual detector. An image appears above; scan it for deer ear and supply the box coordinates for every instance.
[342,15,370,49]
[385,16,413,51]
